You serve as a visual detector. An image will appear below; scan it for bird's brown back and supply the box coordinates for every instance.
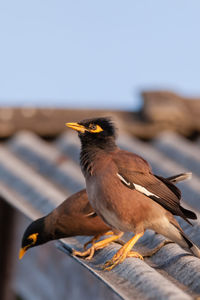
[45,189,109,239]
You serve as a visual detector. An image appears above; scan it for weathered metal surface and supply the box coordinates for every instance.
[152,132,200,177]
[1,131,200,299]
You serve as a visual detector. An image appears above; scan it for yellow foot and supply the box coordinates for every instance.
[103,232,144,271]
[103,250,143,271]
[72,231,123,260]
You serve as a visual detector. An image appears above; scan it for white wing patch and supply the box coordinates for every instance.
[117,173,131,186]
[117,173,159,199]
[85,211,96,217]
[134,183,159,198]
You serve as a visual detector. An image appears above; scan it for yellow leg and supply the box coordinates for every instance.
[83,231,114,250]
[103,232,144,271]
[72,232,123,260]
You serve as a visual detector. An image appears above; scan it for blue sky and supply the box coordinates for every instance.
[0,1,200,110]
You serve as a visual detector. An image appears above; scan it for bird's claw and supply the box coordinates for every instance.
[72,246,96,260]
[127,251,144,260]
[72,231,122,260]
[83,236,99,250]
[103,250,143,271]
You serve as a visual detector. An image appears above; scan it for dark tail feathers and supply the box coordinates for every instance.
[180,206,197,220]
[180,230,200,258]
[166,172,192,184]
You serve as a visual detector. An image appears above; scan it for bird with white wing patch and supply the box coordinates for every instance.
[66,117,200,270]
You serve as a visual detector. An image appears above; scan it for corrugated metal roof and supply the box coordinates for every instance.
[1,124,200,299]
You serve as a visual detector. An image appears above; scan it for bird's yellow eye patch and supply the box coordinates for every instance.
[88,124,103,133]
[28,233,38,244]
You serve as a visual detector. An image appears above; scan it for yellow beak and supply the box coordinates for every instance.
[19,247,27,260]
[65,122,86,133]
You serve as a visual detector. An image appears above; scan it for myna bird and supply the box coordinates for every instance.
[19,190,109,259]
[19,173,190,260]
[66,117,200,270]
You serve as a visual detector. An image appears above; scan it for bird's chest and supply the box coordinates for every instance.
[86,174,108,212]
[86,171,133,231]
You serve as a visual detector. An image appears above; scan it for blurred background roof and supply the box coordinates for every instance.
[1,0,200,110]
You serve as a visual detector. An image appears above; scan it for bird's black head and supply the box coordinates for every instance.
[19,217,47,259]
[66,117,117,149]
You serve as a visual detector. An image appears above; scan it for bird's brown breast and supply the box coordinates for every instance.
[86,154,169,233]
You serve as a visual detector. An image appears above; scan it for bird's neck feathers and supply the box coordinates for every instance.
[80,136,117,176]
[33,216,61,245]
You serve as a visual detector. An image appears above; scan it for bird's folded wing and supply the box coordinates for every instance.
[117,168,196,222]
[79,201,97,218]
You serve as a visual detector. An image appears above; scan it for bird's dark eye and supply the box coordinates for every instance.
[88,123,103,133]
[27,237,33,243]
[89,124,97,130]
[27,233,38,245]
